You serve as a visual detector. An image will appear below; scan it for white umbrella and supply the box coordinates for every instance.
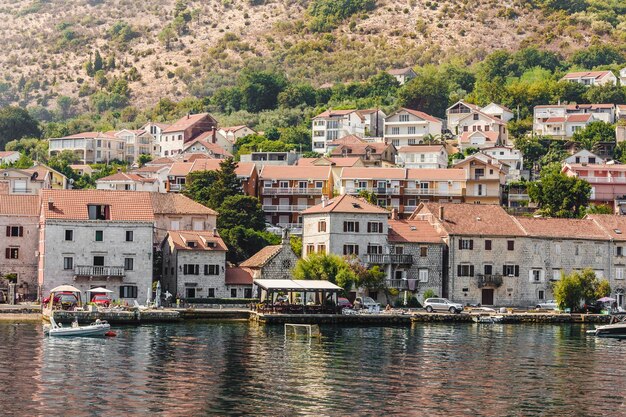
[86,287,113,293]
[50,285,81,293]
[146,284,152,306]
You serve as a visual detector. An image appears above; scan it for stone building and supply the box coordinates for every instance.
[225,267,254,299]
[161,230,228,299]
[38,190,154,303]
[0,195,40,298]
[239,232,299,280]
[150,193,218,245]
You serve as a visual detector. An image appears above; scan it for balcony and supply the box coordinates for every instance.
[10,188,36,194]
[404,188,463,196]
[277,223,303,234]
[508,193,529,201]
[362,254,413,265]
[345,187,401,196]
[385,279,409,289]
[582,176,626,184]
[262,204,308,213]
[262,187,323,196]
[169,183,185,192]
[476,274,503,288]
[74,265,125,280]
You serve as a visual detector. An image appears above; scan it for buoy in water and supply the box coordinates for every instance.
[105,331,117,337]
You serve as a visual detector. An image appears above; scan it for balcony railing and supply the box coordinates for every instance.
[75,265,125,278]
[404,188,463,196]
[508,193,529,201]
[169,183,185,192]
[362,254,413,265]
[582,177,626,184]
[277,223,303,234]
[262,204,308,213]
[11,188,36,194]
[262,187,323,195]
[385,279,409,289]
[476,273,503,288]
[345,187,401,195]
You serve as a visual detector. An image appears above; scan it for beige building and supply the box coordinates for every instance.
[48,132,126,163]
[453,153,507,205]
[384,108,442,148]
[150,193,218,245]
[159,113,218,157]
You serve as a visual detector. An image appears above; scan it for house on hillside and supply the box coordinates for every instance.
[383,108,442,148]
[48,131,125,164]
[453,153,507,205]
[159,113,218,157]
[387,67,417,85]
[96,172,160,192]
[180,135,233,159]
[0,151,20,165]
[311,109,386,153]
[561,70,617,86]
[329,136,396,167]
[396,145,449,169]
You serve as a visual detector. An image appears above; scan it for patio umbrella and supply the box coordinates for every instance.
[86,287,113,293]
[597,297,616,302]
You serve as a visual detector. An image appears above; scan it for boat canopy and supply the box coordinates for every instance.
[49,285,81,293]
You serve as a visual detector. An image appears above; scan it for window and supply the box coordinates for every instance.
[463,126,468,132]
[392,139,400,147]
[484,126,490,132]
[555,243,561,255]
[459,239,474,250]
[503,264,520,277]
[408,127,416,135]
[65,230,73,241]
[231,288,238,298]
[485,240,492,250]
[399,114,409,122]
[318,221,327,232]
[538,290,544,300]
[343,244,359,255]
[484,264,493,275]
[367,222,384,233]
[575,245,580,256]
[93,256,104,266]
[457,264,474,277]
[552,269,561,281]
[63,257,73,270]
[618,246,623,257]
[306,244,315,255]
[263,180,273,188]
[208,288,215,298]
[617,268,624,280]
[204,265,219,275]
[473,114,479,120]
[183,264,200,275]
[343,221,359,233]
[507,240,515,251]
[531,269,542,282]
[418,269,429,282]
[391,127,400,135]
[367,245,383,254]
[125,231,134,242]
[6,226,23,237]
[315,181,324,189]
[5,248,18,259]
[95,230,103,242]
[317,244,326,254]
[244,288,252,298]
[171,220,180,230]
[87,204,110,220]
[420,246,428,257]
[124,258,134,271]
[589,157,596,164]
[119,285,138,298]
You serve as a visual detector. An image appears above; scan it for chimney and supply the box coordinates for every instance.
[48,199,54,210]
[117,168,121,173]
[213,228,218,237]
[187,113,190,119]
[391,208,398,220]
[321,196,327,208]
[439,206,444,221]
[212,127,216,143]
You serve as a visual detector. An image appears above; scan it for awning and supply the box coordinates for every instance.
[253,279,342,292]
[49,285,81,293]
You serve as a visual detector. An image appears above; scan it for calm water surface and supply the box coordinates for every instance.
[0,321,625,416]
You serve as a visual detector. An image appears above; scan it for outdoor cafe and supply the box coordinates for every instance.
[253,279,343,314]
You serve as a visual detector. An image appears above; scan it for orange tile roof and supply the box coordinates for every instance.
[565,163,626,171]
[296,157,362,167]
[394,108,441,123]
[587,215,626,241]
[60,131,116,139]
[225,267,254,285]
[168,230,227,251]
[514,217,609,240]
[97,172,156,183]
[301,194,389,215]
[0,151,19,158]
[562,71,613,80]
[0,195,40,216]
[168,160,255,178]
[162,113,214,133]
[239,245,284,268]
[567,114,593,123]
[313,109,358,119]
[150,193,217,215]
[182,137,233,157]
[413,203,524,237]
[330,142,391,156]
[132,165,169,173]
[405,168,466,181]
[41,190,154,221]
[259,165,331,180]
[328,134,367,145]
[459,130,500,143]
[148,157,177,165]
[397,145,446,153]
[543,117,566,123]
[388,219,443,244]
[340,167,406,180]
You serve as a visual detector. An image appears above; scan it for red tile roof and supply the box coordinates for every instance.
[225,267,254,285]
[150,193,217,215]
[259,165,331,181]
[162,113,215,133]
[388,219,443,244]
[567,114,593,123]
[168,230,227,251]
[301,194,389,215]
[514,217,609,240]
[394,108,441,123]
[182,137,233,157]
[328,135,366,145]
[97,172,156,183]
[340,167,406,180]
[543,117,566,123]
[148,157,177,166]
[0,151,19,158]
[296,157,362,167]
[0,195,40,216]
[405,168,466,181]
[587,215,626,241]
[41,190,154,221]
[459,130,500,143]
[562,71,613,80]
[239,245,284,268]
[330,142,392,156]
[397,145,446,153]
[168,160,255,178]
[313,109,356,119]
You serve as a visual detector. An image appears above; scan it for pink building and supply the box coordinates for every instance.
[562,163,626,205]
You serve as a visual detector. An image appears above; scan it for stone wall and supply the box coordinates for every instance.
[0,214,38,295]
[259,245,299,280]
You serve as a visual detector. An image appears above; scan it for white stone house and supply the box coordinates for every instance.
[383,108,442,148]
[311,109,385,153]
[115,129,156,163]
[128,165,171,193]
[396,145,449,169]
[159,113,218,157]
[48,132,126,164]
[38,190,154,304]
[561,70,617,86]
[457,111,508,150]
[563,150,604,165]
[180,135,232,159]
[161,230,228,299]
[96,172,160,192]
[481,103,515,122]
[481,146,525,181]
[217,125,257,153]
[387,67,417,85]
[0,151,20,165]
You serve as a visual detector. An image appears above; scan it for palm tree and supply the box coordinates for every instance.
[422,134,444,145]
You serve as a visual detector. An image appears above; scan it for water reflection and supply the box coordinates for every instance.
[1,322,625,416]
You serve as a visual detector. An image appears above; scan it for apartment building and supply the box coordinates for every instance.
[311,109,386,153]
[159,113,218,157]
[383,108,442,148]
[150,193,218,245]
[180,134,233,159]
[48,132,126,163]
[533,104,615,139]
[38,190,154,303]
[446,101,513,137]
[481,146,525,181]
[457,112,509,151]
[115,129,157,163]
[0,164,67,195]
[259,165,333,227]
[453,153,507,204]
[403,169,466,212]
[338,167,405,210]
[0,195,40,299]
[562,163,626,205]
[328,136,397,167]
[396,145,449,169]
[166,159,258,196]
[96,172,160,192]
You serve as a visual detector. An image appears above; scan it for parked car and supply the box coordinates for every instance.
[424,298,463,314]
[91,294,111,307]
[337,297,353,309]
[42,292,79,309]
[582,301,605,314]
[265,223,283,235]
[354,296,380,311]
[535,300,558,310]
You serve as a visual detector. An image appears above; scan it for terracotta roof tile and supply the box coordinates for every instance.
[148,157,177,166]
[328,134,367,145]
[459,130,500,143]
[397,145,446,153]
[567,114,593,123]
[168,160,255,178]
[150,193,217,215]
[168,230,227,251]
[59,131,116,139]
[239,245,284,268]
[0,195,39,216]
[330,142,391,156]
[562,71,613,80]
[388,219,443,244]
[405,168,466,181]
[162,113,215,133]
[182,137,233,157]
[259,165,331,181]
[97,172,156,183]
[225,267,254,285]
[41,190,154,221]
[340,167,406,180]
[587,215,626,241]
[0,151,19,158]
[296,157,362,167]
[392,108,441,123]
[313,109,355,119]
[514,217,609,240]
[301,194,389,215]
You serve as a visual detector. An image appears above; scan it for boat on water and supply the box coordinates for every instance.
[590,313,626,338]
[44,315,111,337]
[473,315,504,324]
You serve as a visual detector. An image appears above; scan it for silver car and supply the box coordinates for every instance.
[424,298,464,314]
[535,300,558,310]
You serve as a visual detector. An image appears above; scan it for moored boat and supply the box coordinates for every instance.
[593,313,626,337]
[44,315,111,337]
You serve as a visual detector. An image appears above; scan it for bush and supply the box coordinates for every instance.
[307,0,377,32]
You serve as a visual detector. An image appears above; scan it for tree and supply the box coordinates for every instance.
[527,163,591,218]
[293,253,357,293]
[220,226,280,264]
[290,236,302,257]
[183,170,219,207]
[596,279,611,299]
[586,204,613,215]
[357,190,377,204]
[397,67,450,118]
[553,271,585,311]
[137,154,152,167]
[572,121,615,151]
[238,70,287,113]
[56,95,74,120]
[277,84,317,108]
[0,106,41,150]
[158,26,176,50]
[93,50,103,72]
[208,158,242,209]
[569,45,624,68]
[583,85,626,105]
[217,195,265,231]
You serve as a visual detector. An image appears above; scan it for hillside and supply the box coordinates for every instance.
[1,0,624,110]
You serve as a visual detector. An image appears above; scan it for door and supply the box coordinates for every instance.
[618,292,625,308]
[186,288,196,298]
[482,289,494,305]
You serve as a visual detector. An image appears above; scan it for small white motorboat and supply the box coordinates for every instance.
[473,315,504,324]
[590,313,626,338]
[44,316,111,337]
